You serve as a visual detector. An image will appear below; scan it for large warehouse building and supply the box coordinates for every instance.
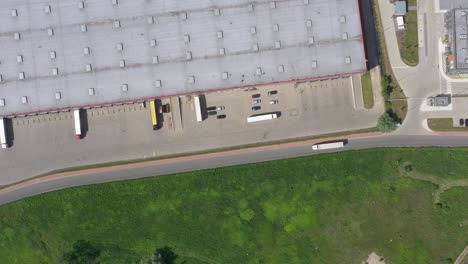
[0,0,366,117]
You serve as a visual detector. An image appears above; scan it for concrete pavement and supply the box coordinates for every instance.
[377,0,456,135]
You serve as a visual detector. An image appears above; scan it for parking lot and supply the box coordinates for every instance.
[0,76,382,185]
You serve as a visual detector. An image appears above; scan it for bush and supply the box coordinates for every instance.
[377,113,397,133]
[62,240,100,264]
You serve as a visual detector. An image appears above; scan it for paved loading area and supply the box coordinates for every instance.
[0,77,382,185]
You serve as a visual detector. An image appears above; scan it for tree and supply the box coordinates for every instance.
[155,246,177,264]
[377,113,397,133]
[62,240,100,264]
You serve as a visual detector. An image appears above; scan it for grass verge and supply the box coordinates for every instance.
[373,0,408,122]
[0,148,467,264]
[427,118,468,132]
[361,72,375,109]
[397,10,419,66]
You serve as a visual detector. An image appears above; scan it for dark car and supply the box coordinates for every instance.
[460,118,465,127]
[465,119,468,127]
[251,106,261,111]
[268,90,278,95]
[217,114,226,119]
[207,106,216,111]
[251,94,261,98]
[208,111,217,116]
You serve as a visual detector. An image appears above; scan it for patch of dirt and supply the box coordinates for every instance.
[363,252,386,264]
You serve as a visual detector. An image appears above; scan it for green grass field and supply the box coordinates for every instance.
[397,11,419,66]
[361,72,375,109]
[0,148,467,264]
[428,118,468,132]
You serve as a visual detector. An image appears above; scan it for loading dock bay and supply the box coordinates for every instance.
[0,76,382,185]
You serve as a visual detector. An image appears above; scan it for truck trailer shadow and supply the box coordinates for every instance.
[316,139,349,146]
[4,118,15,148]
[79,109,89,139]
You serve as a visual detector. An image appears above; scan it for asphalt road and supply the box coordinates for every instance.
[1,134,468,205]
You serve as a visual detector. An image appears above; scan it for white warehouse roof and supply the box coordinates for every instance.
[0,0,366,117]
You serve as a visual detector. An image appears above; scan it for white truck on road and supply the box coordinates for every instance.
[312,141,345,150]
[0,118,8,149]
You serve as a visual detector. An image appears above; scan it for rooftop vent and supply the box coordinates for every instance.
[250,27,257,34]
[152,56,159,64]
[187,76,195,83]
[155,80,162,87]
[278,65,285,73]
[252,43,259,51]
[275,41,281,49]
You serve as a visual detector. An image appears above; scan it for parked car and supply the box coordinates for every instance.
[268,90,278,95]
[251,106,261,111]
[207,106,216,111]
[252,94,261,98]
[465,119,468,127]
[217,114,226,119]
[207,111,217,116]
[269,100,279,104]
[252,99,261,104]
[460,118,465,127]
[216,106,225,111]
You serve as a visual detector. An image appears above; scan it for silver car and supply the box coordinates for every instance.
[252,99,261,104]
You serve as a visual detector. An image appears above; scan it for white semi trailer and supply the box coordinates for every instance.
[312,141,345,150]
[73,109,81,140]
[247,113,278,123]
[0,118,7,149]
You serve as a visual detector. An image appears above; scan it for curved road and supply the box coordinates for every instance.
[1,134,468,205]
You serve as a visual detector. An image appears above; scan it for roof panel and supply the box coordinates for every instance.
[0,0,366,116]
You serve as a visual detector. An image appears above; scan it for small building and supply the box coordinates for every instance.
[395,1,407,16]
[427,94,451,107]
